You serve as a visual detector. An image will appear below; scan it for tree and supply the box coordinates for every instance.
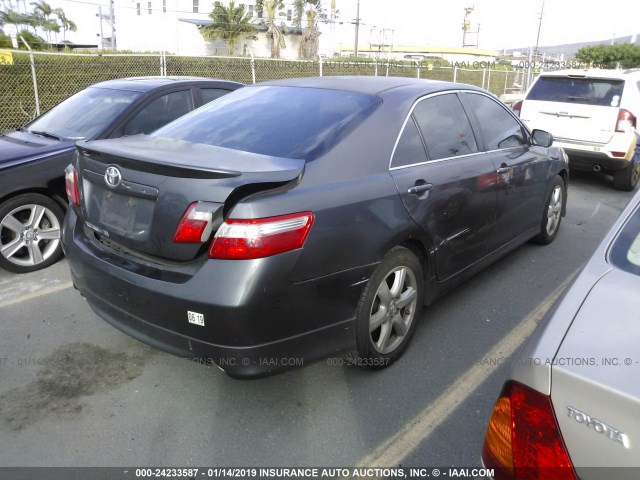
[0,8,28,32]
[200,1,256,55]
[29,0,53,42]
[262,0,287,58]
[575,44,640,69]
[295,0,325,59]
[53,7,76,41]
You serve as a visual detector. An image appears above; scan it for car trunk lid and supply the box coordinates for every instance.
[550,269,640,475]
[521,75,625,144]
[75,136,304,262]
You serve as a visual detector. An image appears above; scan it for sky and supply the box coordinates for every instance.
[16,0,640,51]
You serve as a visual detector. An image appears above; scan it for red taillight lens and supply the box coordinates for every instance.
[512,100,523,117]
[616,108,636,133]
[174,202,215,243]
[64,164,80,206]
[209,212,314,259]
[482,381,576,480]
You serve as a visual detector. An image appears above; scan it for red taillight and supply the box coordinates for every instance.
[64,165,80,206]
[512,100,523,117]
[173,202,215,243]
[209,212,314,259]
[616,108,636,133]
[482,381,576,480]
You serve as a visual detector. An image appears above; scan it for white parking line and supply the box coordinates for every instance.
[0,282,73,310]
[357,270,580,468]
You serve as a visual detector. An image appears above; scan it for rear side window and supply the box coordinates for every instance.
[200,88,230,104]
[391,117,428,167]
[412,93,478,160]
[154,86,380,160]
[609,205,640,277]
[464,93,526,150]
[124,90,193,135]
[527,77,625,107]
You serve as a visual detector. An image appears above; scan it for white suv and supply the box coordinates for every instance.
[516,69,640,190]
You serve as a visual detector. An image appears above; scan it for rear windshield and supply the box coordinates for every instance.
[609,204,640,277]
[527,76,625,107]
[153,85,380,160]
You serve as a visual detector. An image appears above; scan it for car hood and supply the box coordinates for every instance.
[0,131,76,167]
[550,268,640,472]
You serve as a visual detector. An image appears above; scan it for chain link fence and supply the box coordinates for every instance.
[0,50,525,132]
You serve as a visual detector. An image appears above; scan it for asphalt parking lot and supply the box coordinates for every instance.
[0,170,636,468]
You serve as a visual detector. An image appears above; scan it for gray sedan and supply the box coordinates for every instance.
[482,187,640,479]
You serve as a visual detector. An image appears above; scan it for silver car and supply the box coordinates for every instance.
[481,187,640,479]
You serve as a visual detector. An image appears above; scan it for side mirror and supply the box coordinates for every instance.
[531,129,553,147]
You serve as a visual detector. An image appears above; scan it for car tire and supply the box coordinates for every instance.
[354,246,424,368]
[613,161,639,192]
[532,176,565,245]
[0,193,65,273]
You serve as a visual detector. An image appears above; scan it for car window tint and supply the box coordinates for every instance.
[153,86,380,160]
[527,77,625,107]
[391,116,428,167]
[124,90,194,136]
[609,205,640,276]
[200,88,230,104]
[413,93,478,160]
[26,87,142,140]
[464,93,526,150]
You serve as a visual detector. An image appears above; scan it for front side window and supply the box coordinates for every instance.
[154,86,380,160]
[200,88,230,105]
[412,93,478,160]
[26,87,142,140]
[464,93,526,150]
[124,90,193,136]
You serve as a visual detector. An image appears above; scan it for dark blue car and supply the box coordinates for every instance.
[0,77,242,273]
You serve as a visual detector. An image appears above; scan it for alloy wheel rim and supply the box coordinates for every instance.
[369,265,418,354]
[546,185,562,236]
[0,204,61,267]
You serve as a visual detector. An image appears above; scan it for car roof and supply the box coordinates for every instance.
[537,69,640,79]
[254,75,484,96]
[89,76,243,93]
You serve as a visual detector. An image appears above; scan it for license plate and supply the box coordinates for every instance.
[100,191,137,233]
[188,311,205,327]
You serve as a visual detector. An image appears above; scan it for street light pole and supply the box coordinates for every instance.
[533,0,545,59]
[354,0,360,58]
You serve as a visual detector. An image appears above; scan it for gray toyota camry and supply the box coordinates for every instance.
[62,76,568,378]
[482,187,640,479]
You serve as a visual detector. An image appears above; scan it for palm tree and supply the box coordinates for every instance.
[262,0,286,58]
[299,8,319,59]
[200,1,256,55]
[29,0,53,42]
[53,7,76,41]
[0,8,27,32]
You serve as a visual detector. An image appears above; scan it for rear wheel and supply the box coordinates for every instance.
[532,176,564,245]
[0,193,65,273]
[355,247,424,368]
[613,161,639,191]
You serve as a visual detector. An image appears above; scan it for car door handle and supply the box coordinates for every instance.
[496,166,511,174]
[408,183,433,195]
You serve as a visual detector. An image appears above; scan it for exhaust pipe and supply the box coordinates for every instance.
[593,164,602,172]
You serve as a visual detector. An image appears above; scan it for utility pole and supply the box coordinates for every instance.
[533,0,545,59]
[97,6,105,49]
[354,0,360,58]
[109,0,116,49]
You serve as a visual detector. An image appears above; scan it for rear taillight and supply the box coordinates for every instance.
[482,381,576,480]
[173,202,216,243]
[65,165,80,206]
[512,100,523,117]
[616,108,636,133]
[209,212,314,260]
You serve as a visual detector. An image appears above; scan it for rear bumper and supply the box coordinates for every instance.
[63,208,372,378]
[554,135,637,172]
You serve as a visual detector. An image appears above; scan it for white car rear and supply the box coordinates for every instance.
[518,69,640,191]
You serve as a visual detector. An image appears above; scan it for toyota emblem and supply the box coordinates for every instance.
[104,166,122,188]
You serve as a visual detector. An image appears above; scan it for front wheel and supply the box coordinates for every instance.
[613,161,639,191]
[355,246,424,368]
[0,193,65,273]
[532,176,564,245]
